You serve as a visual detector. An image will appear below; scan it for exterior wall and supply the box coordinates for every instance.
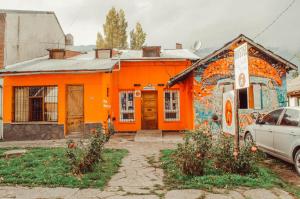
[111,60,194,132]
[2,73,110,140]
[193,55,288,133]
[4,123,64,141]
[4,12,65,66]
[0,13,5,68]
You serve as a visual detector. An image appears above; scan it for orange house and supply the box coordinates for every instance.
[0,47,198,140]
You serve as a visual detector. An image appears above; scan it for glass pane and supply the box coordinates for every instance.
[29,87,44,97]
[280,109,300,127]
[128,93,134,110]
[263,109,283,125]
[121,93,127,111]
[30,98,43,121]
[172,92,178,110]
[44,86,58,121]
[165,92,171,110]
[14,87,29,122]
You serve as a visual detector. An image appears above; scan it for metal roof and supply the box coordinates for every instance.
[167,34,298,87]
[0,52,118,75]
[114,49,199,60]
[287,76,300,93]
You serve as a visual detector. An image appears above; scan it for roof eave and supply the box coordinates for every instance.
[0,69,113,77]
[167,34,298,87]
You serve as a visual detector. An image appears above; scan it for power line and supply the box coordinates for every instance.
[254,0,296,39]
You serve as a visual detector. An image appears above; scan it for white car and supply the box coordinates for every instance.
[244,107,300,175]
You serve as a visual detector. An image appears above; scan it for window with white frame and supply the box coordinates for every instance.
[164,90,180,121]
[119,91,135,122]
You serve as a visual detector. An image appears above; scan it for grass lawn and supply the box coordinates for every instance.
[161,149,300,197]
[0,147,127,189]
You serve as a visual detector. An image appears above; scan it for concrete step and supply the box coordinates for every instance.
[134,130,163,142]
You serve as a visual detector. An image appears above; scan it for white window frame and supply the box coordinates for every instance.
[119,91,135,122]
[164,90,180,121]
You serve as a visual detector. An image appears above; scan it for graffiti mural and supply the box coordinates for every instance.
[193,44,288,134]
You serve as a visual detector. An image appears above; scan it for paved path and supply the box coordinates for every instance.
[0,135,298,199]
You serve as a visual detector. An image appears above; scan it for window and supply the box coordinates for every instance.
[238,84,262,110]
[164,90,180,121]
[262,109,283,125]
[14,86,58,122]
[280,109,300,127]
[119,91,134,122]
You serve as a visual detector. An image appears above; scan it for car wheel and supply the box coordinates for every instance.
[294,150,300,176]
[244,132,253,145]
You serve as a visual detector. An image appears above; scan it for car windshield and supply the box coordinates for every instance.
[262,109,283,125]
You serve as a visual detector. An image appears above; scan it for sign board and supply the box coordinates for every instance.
[234,43,249,89]
[143,84,156,91]
[222,90,235,135]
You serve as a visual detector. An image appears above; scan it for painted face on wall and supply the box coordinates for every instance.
[225,100,233,126]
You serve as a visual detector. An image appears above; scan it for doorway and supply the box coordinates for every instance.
[141,91,158,130]
[66,85,84,134]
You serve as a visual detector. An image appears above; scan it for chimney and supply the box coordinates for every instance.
[48,49,65,59]
[142,46,161,57]
[48,48,81,59]
[95,49,113,59]
[176,43,182,49]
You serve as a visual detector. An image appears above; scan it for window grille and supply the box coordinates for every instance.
[14,86,58,122]
[164,90,180,121]
[119,91,135,122]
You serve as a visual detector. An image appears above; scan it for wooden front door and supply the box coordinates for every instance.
[142,91,158,130]
[67,85,84,134]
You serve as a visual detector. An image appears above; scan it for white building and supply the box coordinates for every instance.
[0,9,67,139]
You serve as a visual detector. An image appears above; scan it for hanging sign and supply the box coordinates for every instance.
[234,43,249,89]
[222,90,235,135]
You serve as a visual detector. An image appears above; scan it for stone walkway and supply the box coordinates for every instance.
[0,135,298,199]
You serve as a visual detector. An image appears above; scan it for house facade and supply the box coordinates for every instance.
[0,9,67,139]
[0,47,198,140]
[168,35,298,133]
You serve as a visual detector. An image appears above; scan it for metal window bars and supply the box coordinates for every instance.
[164,90,180,121]
[14,86,58,122]
[119,91,135,122]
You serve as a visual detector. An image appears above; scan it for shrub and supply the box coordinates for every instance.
[66,128,112,175]
[213,133,260,175]
[173,128,212,176]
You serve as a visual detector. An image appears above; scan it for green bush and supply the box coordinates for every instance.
[173,128,212,176]
[213,133,260,175]
[66,128,112,175]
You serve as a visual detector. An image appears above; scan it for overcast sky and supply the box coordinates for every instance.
[1,0,300,54]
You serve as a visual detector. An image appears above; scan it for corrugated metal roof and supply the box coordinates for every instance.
[287,76,300,93]
[0,52,118,74]
[115,49,199,60]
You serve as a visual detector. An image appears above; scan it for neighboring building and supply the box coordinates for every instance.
[0,46,198,140]
[287,76,300,107]
[168,34,298,133]
[0,9,66,139]
[0,9,66,67]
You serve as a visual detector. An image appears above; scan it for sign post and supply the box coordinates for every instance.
[233,43,250,154]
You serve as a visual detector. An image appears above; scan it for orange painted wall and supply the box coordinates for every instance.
[111,60,194,132]
[3,60,195,135]
[3,73,112,135]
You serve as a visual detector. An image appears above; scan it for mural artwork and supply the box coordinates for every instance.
[193,43,288,133]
